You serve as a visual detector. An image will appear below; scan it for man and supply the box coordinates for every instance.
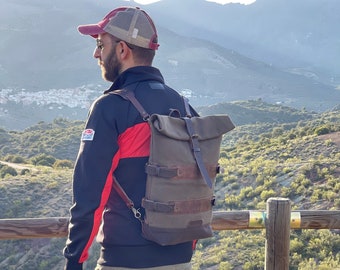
[63,6,195,270]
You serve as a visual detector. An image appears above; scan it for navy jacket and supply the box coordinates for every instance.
[64,66,194,270]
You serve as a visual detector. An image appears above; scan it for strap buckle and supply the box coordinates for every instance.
[131,207,142,220]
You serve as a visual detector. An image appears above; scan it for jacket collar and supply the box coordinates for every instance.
[104,66,164,94]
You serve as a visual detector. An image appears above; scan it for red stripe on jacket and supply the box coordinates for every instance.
[118,122,150,158]
[79,151,121,263]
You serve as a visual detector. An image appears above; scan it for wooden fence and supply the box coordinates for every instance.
[0,198,339,270]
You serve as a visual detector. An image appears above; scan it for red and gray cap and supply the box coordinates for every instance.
[78,6,159,50]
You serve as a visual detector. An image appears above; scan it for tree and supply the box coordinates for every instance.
[30,154,56,167]
[53,160,73,169]
[0,165,17,178]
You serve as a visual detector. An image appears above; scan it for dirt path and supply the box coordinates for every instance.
[0,161,38,172]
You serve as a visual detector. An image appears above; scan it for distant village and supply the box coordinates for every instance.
[0,86,196,110]
[0,85,101,109]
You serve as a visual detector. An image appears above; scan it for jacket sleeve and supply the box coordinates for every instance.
[63,96,120,270]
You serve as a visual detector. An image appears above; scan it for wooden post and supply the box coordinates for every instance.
[265,198,291,270]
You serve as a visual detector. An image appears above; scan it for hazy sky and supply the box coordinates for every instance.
[133,0,256,5]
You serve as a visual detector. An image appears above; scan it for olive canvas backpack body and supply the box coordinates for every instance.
[112,88,235,246]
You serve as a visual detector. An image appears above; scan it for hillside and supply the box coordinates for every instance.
[0,100,319,159]
[0,105,339,269]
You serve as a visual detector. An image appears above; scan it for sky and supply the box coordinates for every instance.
[133,0,256,5]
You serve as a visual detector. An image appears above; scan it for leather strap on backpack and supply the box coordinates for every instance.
[111,88,145,220]
[112,175,142,220]
[182,97,213,188]
[113,89,150,120]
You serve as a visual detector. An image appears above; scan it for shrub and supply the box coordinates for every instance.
[20,169,30,175]
[225,194,242,209]
[4,155,26,164]
[219,261,232,270]
[30,154,56,167]
[260,189,276,201]
[53,160,73,169]
[315,125,330,135]
[0,166,17,178]
[290,238,305,253]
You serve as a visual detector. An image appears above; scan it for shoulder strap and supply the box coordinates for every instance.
[113,89,150,120]
[183,96,192,117]
[183,97,213,188]
[111,89,145,219]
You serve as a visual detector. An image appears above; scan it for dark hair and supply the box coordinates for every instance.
[127,42,155,66]
[109,35,155,65]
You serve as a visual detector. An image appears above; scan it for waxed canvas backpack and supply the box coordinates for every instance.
[112,89,235,246]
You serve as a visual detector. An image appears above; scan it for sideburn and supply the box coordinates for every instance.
[103,48,122,83]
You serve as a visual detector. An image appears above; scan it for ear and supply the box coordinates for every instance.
[116,41,131,61]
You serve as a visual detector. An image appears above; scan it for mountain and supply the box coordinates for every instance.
[144,0,340,81]
[0,0,340,131]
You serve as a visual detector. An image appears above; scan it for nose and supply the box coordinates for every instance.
[93,47,101,59]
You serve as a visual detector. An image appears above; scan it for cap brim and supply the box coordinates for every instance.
[77,24,106,38]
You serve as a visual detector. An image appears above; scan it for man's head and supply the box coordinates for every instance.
[78,6,159,82]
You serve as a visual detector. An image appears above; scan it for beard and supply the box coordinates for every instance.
[101,49,121,82]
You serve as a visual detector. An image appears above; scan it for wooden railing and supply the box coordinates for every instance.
[1,198,340,270]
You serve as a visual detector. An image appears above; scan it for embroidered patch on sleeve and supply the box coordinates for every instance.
[81,129,95,141]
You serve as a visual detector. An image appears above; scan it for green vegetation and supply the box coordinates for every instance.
[191,110,340,269]
[0,101,339,269]
[0,118,83,160]
[198,99,316,126]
